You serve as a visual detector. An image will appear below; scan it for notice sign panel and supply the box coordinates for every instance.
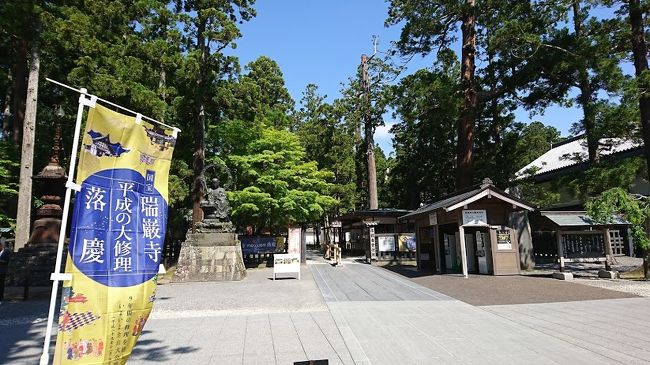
[462,209,488,226]
[288,227,301,255]
[398,235,416,252]
[378,236,396,252]
[428,212,437,226]
[273,253,300,280]
[239,236,277,254]
[497,229,512,250]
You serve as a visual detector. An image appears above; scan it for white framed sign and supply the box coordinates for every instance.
[462,209,487,226]
[330,220,342,228]
[273,253,300,280]
[428,212,438,226]
[378,235,396,252]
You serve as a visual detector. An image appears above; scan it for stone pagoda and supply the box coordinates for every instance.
[7,116,67,288]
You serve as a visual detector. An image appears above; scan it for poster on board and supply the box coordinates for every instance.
[287,227,302,255]
[398,235,416,252]
[378,235,396,252]
[497,229,512,250]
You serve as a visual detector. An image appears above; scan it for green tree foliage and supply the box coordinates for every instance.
[514,122,563,169]
[337,54,399,208]
[388,53,461,208]
[562,156,647,200]
[509,122,563,208]
[0,140,19,227]
[586,187,649,278]
[496,1,627,162]
[295,84,357,215]
[373,145,392,208]
[227,127,337,233]
[173,0,255,224]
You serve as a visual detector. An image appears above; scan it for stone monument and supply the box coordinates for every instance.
[173,179,246,281]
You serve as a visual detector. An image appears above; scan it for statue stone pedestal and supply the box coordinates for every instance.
[172,184,246,282]
[172,231,246,282]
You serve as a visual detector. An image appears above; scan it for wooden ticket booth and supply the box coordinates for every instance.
[400,179,535,277]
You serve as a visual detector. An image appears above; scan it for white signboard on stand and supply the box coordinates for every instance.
[462,209,488,226]
[273,253,301,280]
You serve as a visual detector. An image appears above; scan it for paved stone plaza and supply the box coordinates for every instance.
[1,253,650,364]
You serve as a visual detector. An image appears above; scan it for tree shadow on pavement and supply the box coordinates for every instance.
[131,330,199,362]
[382,265,435,278]
[0,299,52,365]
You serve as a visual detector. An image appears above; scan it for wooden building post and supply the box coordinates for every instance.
[603,228,613,271]
[433,225,441,274]
[459,224,469,278]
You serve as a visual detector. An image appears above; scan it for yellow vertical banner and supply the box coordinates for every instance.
[53,104,176,364]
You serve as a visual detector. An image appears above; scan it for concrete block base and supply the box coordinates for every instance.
[598,269,618,279]
[552,272,573,281]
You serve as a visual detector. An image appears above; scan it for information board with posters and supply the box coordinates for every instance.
[378,235,396,252]
[273,253,300,280]
[398,235,417,252]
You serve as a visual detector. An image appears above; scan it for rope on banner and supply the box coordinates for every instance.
[45,78,181,133]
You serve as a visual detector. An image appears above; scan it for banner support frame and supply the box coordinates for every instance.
[39,89,92,365]
[45,78,181,133]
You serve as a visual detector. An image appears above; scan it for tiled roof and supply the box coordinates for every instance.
[541,211,629,227]
[514,137,643,180]
[400,187,484,220]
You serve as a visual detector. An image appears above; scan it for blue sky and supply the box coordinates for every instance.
[228,0,594,155]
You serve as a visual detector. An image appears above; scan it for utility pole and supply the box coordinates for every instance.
[15,41,40,250]
[361,53,378,210]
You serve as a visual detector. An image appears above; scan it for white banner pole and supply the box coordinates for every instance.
[39,89,95,365]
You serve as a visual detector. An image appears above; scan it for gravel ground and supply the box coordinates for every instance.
[574,277,650,297]
[531,256,643,278]
[528,255,650,297]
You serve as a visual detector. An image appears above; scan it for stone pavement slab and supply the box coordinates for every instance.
[310,260,451,302]
[484,297,650,365]
[151,265,326,318]
[128,311,356,364]
[3,254,650,365]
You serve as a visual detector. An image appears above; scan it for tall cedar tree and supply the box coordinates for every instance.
[338,54,398,208]
[386,0,479,188]
[174,0,255,229]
